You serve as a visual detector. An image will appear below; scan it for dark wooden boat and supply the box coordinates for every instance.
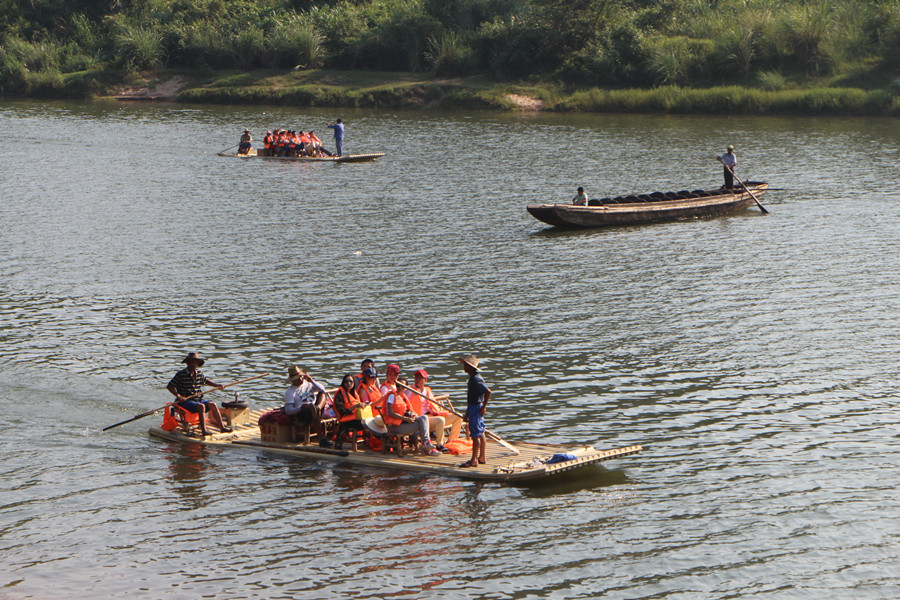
[219,148,385,163]
[527,182,769,229]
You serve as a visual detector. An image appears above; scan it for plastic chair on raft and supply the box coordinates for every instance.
[161,403,201,435]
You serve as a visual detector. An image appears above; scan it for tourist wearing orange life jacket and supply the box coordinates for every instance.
[299,131,311,155]
[333,373,365,423]
[405,368,460,451]
[278,130,289,156]
[354,358,378,394]
[357,367,383,412]
[262,131,273,156]
[382,364,440,456]
[308,131,332,156]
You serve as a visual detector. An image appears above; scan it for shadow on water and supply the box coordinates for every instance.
[513,464,632,497]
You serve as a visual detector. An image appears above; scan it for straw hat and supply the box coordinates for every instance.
[182,352,205,367]
[458,354,481,371]
[364,414,387,435]
[286,365,306,384]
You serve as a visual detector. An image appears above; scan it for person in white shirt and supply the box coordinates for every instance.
[284,365,330,446]
[572,186,588,206]
[717,145,737,190]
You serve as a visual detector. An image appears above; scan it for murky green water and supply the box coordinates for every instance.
[1,99,899,599]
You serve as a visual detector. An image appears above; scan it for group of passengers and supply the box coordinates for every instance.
[237,128,331,157]
[168,352,491,466]
[283,358,465,457]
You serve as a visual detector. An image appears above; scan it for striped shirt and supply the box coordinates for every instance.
[168,367,211,400]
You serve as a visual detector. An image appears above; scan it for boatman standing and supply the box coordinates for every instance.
[458,354,491,468]
[167,352,229,435]
[326,118,344,156]
[717,144,737,190]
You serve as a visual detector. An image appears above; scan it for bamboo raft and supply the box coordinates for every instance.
[148,405,642,483]
[219,148,386,163]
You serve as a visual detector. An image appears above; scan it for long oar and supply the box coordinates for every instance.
[718,158,768,214]
[102,372,271,432]
[395,381,520,455]
[218,142,240,154]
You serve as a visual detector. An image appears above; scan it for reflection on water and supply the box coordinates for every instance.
[1,99,899,599]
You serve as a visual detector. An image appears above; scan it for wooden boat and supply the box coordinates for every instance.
[148,404,642,483]
[527,182,769,229]
[219,148,385,163]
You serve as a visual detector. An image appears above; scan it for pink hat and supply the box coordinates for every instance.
[414,369,428,380]
[386,364,401,374]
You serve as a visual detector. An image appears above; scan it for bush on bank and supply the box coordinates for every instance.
[1,0,899,112]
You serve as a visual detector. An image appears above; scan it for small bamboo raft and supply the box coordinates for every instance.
[219,148,386,163]
[148,405,642,483]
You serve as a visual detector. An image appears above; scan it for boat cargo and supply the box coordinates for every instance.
[527,182,769,229]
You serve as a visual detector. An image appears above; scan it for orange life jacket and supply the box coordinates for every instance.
[384,389,409,426]
[406,385,432,415]
[359,382,383,413]
[263,134,272,149]
[334,387,361,423]
[300,133,311,145]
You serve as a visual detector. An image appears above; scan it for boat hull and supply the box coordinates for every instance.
[219,149,385,163]
[528,184,768,229]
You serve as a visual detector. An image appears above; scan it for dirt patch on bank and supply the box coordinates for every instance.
[507,93,544,111]
[115,76,189,101]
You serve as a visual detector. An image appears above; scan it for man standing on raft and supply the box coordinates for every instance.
[717,144,737,190]
[459,354,491,468]
[326,118,344,156]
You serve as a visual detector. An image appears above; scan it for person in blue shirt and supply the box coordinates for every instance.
[326,118,345,156]
[458,354,491,468]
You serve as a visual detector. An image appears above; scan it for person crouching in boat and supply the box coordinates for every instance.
[167,352,230,435]
[382,364,441,456]
[333,373,366,448]
[308,131,332,156]
[405,369,459,453]
[262,130,273,156]
[284,365,331,447]
[717,144,737,190]
[238,129,252,155]
[572,187,587,206]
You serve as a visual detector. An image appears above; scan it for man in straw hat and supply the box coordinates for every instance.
[167,351,229,436]
[458,354,491,468]
[238,128,252,155]
[284,365,331,446]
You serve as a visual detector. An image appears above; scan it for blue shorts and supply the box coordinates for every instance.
[466,405,485,438]
[180,399,212,413]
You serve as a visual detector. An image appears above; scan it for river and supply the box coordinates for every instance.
[0,99,898,599]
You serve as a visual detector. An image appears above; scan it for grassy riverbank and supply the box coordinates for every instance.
[110,68,900,116]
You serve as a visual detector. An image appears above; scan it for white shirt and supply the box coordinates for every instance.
[283,379,325,415]
[719,152,736,167]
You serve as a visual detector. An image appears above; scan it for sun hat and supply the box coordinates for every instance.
[286,365,306,384]
[182,352,205,367]
[459,354,480,371]
[726,144,734,150]
[414,369,428,380]
[386,364,401,375]
[364,414,387,435]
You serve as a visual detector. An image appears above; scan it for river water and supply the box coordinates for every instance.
[1,99,899,599]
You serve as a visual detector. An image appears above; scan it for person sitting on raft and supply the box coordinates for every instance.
[284,365,331,447]
[262,130,273,156]
[405,368,461,452]
[357,366,383,411]
[167,351,230,435]
[238,129,252,155]
[332,373,366,447]
[572,186,587,206]
[354,359,379,394]
[308,131,331,156]
[382,364,441,456]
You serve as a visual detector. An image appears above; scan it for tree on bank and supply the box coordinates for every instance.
[1,0,899,99]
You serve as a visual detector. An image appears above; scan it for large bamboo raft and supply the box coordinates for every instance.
[219,148,385,163]
[148,405,642,483]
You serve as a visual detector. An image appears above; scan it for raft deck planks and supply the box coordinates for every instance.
[148,408,641,482]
